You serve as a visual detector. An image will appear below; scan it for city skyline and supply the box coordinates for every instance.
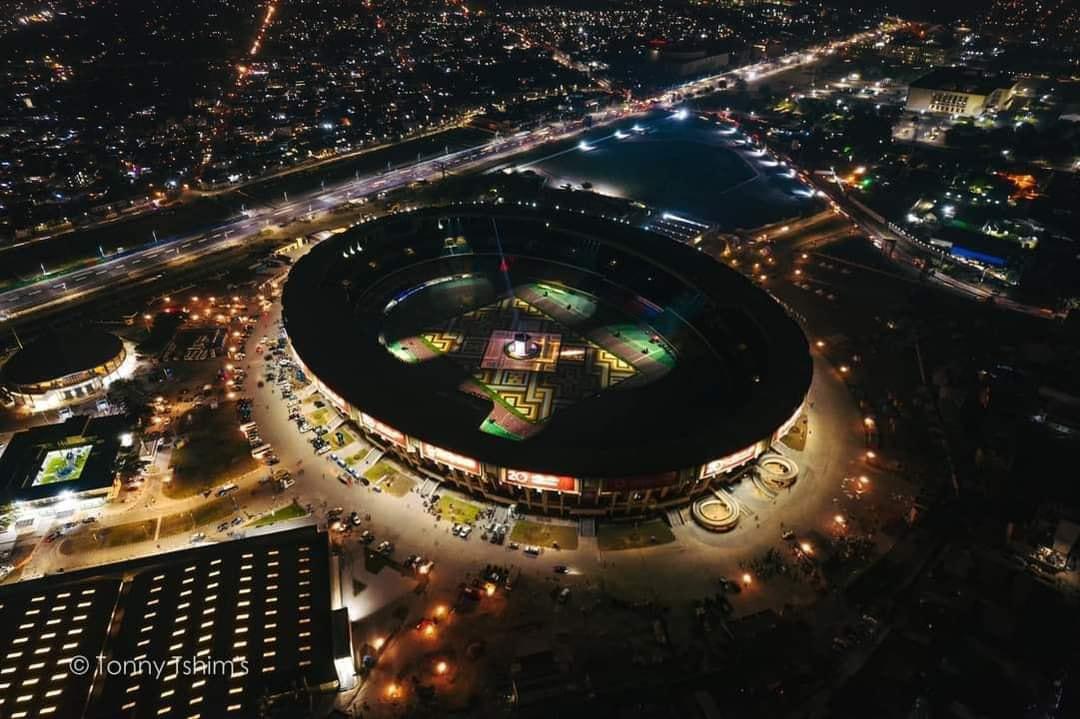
[0,2,1078,718]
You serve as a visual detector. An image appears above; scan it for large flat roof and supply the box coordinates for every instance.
[910,67,1008,96]
[0,414,129,502]
[283,206,812,478]
[2,328,124,388]
[0,526,337,719]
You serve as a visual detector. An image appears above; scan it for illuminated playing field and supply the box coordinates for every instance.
[32,444,93,486]
[387,282,676,440]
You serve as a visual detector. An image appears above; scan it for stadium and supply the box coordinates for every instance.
[2,328,134,412]
[282,206,812,517]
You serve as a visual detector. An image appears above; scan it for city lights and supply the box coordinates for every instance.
[0,6,1070,716]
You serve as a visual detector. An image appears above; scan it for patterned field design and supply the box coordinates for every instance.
[387,283,675,439]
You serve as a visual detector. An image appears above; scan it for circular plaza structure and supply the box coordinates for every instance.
[2,328,130,411]
[282,206,812,516]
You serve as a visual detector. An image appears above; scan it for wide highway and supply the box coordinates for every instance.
[0,28,882,325]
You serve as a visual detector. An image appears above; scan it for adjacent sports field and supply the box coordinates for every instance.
[32,445,93,486]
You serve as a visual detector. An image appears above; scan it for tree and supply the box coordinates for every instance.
[115,451,150,484]
[106,379,151,424]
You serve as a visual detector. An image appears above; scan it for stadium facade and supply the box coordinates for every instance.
[2,328,134,411]
[283,206,812,517]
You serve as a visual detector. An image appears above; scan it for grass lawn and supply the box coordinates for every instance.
[436,495,482,525]
[363,459,398,481]
[381,473,415,498]
[33,445,93,486]
[167,404,258,498]
[60,519,157,554]
[309,407,331,426]
[597,519,675,551]
[160,497,237,536]
[346,448,370,466]
[249,501,308,527]
[508,520,579,550]
[326,428,355,450]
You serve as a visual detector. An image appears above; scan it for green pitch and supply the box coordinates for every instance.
[32,444,93,486]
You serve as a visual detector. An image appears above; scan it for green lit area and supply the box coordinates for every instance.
[32,444,93,486]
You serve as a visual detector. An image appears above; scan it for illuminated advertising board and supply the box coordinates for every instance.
[419,442,480,476]
[360,412,406,447]
[700,443,759,479]
[504,470,580,494]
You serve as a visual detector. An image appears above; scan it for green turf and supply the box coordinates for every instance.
[604,324,677,369]
[346,448,370,466]
[508,520,579,550]
[532,282,598,314]
[363,459,397,480]
[387,341,421,363]
[480,421,523,441]
[436,495,482,525]
[466,379,534,424]
[309,407,331,426]
[249,501,308,527]
[326,428,355,450]
[32,445,93,486]
[597,519,676,551]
